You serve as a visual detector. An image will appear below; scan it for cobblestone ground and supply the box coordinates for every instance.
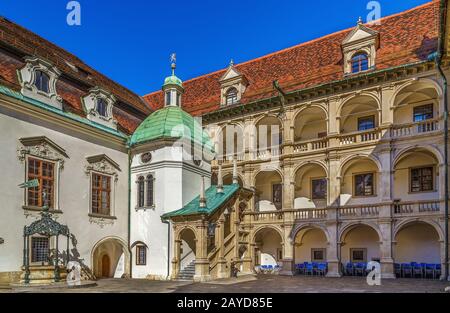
[2,275,449,293]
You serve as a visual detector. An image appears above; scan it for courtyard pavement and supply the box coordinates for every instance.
[2,275,449,293]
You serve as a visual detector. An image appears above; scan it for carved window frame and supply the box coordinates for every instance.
[18,136,67,215]
[18,56,63,109]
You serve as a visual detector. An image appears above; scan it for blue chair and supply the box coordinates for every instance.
[316,263,327,276]
[305,263,314,276]
[423,264,433,279]
[354,263,365,276]
[402,263,412,278]
[434,264,442,279]
[345,262,354,276]
[412,263,423,278]
[296,263,305,275]
[394,263,401,278]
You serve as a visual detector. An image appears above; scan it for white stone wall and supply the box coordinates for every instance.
[0,106,129,278]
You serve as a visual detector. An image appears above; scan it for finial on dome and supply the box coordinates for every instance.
[170,53,177,76]
[357,16,363,25]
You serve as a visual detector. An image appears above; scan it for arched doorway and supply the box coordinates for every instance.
[254,170,283,211]
[178,228,197,272]
[339,95,380,134]
[294,226,328,265]
[394,221,441,265]
[293,163,328,209]
[91,237,130,279]
[253,227,283,267]
[340,224,381,274]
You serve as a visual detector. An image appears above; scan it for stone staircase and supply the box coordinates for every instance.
[177,261,195,281]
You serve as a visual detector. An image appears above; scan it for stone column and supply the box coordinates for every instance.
[171,238,181,279]
[216,216,227,278]
[280,212,295,276]
[326,213,342,277]
[283,108,294,155]
[378,145,393,204]
[194,220,211,282]
[327,154,341,207]
[283,163,294,210]
[380,85,395,127]
[379,219,396,279]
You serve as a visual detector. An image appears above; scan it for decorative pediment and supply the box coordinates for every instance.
[342,23,379,46]
[81,86,118,130]
[85,154,121,180]
[342,20,379,75]
[17,136,68,167]
[219,61,248,106]
[18,56,63,109]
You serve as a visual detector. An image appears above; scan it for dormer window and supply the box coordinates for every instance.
[226,87,238,105]
[351,52,369,73]
[219,60,248,106]
[34,70,50,93]
[82,87,117,130]
[18,56,62,109]
[341,20,379,75]
[96,98,108,117]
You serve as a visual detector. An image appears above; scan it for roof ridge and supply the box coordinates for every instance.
[142,0,438,97]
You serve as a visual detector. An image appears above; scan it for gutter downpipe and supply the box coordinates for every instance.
[436,0,449,281]
[127,145,133,278]
[162,218,171,280]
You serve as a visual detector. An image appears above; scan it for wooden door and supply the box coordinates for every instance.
[101,254,110,278]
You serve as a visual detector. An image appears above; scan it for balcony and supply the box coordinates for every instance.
[390,118,440,139]
[338,128,383,146]
[392,200,442,217]
[293,138,328,153]
[216,153,244,165]
[245,200,443,225]
[338,204,382,219]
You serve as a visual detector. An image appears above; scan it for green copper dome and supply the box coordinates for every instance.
[130,106,214,151]
[163,75,183,88]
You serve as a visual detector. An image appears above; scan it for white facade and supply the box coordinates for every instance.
[0,94,130,282]
[130,144,211,279]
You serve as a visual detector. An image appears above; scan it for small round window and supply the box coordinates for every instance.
[141,152,152,164]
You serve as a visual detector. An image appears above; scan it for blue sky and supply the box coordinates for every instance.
[0,0,431,95]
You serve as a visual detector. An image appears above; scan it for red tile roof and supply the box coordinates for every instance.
[143,1,440,116]
[0,16,151,134]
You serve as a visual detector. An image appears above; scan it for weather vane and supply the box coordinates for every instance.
[170,53,177,75]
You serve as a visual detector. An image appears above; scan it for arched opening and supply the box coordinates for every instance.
[393,81,440,126]
[223,173,243,187]
[294,163,327,209]
[217,124,244,162]
[179,228,197,271]
[394,222,442,279]
[254,228,283,268]
[294,227,328,266]
[255,116,282,157]
[92,237,129,279]
[393,148,439,202]
[341,224,381,276]
[254,170,283,211]
[340,157,380,205]
[339,95,379,134]
[294,107,327,142]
